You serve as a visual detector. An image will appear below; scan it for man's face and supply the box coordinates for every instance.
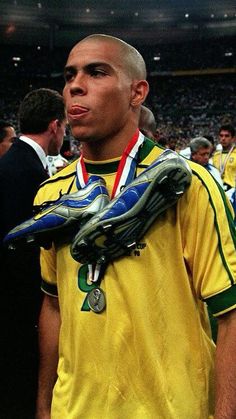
[219,130,234,150]
[63,39,134,142]
[191,147,211,166]
[0,126,16,157]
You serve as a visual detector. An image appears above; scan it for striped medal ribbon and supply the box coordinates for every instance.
[75,129,145,283]
[219,145,235,176]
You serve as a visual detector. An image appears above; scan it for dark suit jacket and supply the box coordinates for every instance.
[0,137,48,298]
[0,139,49,414]
[0,137,49,298]
[0,139,48,241]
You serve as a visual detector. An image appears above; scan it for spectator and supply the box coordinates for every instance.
[0,119,16,157]
[190,136,223,186]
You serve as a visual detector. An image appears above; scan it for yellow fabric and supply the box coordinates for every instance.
[212,148,236,188]
[35,145,236,419]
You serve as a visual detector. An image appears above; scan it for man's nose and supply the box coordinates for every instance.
[69,73,87,96]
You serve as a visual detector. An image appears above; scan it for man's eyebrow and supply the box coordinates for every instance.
[86,61,111,68]
[64,62,112,73]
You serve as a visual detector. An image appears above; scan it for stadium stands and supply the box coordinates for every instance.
[1,37,235,149]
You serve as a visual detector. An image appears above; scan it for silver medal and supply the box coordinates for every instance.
[88,288,106,313]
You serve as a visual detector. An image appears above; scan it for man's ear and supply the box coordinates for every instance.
[130,80,149,107]
[49,119,59,134]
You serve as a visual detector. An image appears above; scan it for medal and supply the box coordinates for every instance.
[88,288,106,313]
[76,130,145,312]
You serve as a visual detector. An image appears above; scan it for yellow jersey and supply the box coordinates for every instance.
[212,147,236,189]
[35,139,236,419]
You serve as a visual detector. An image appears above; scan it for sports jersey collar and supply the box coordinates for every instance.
[84,137,156,175]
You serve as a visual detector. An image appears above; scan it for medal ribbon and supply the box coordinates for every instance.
[219,145,235,176]
[75,129,145,283]
[110,129,145,198]
[76,129,144,195]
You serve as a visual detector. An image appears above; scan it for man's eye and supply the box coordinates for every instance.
[90,69,107,77]
[64,72,74,82]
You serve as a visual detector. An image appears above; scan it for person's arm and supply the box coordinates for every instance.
[36,294,61,419]
[214,308,236,418]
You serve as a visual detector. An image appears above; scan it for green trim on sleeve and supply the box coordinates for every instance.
[193,170,236,286]
[215,181,236,248]
[205,284,236,316]
[41,279,58,297]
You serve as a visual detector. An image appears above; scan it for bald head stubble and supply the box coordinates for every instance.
[71,34,147,81]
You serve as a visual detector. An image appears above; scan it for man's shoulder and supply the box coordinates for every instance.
[139,143,163,166]
[0,143,16,165]
[36,159,78,203]
[212,150,221,157]
[0,143,24,174]
[0,140,36,164]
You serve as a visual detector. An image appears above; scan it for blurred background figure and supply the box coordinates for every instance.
[212,124,236,191]
[226,187,236,225]
[157,135,168,148]
[46,153,69,175]
[46,124,70,175]
[0,119,16,158]
[0,88,66,419]
[139,105,157,141]
[190,136,223,186]
[166,134,178,151]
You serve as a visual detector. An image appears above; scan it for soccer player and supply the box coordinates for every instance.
[20,35,236,418]
[212,124,236,191]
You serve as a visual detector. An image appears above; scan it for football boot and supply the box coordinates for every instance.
[4,175,110,249]
[70,149,192,264]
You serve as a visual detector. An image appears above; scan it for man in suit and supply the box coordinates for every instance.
[0,88,66,418]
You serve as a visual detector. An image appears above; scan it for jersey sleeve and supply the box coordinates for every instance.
[34,185,58,297]
[181,164,236,317]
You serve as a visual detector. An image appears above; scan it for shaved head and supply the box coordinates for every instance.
[64,33,149,157]
[72,34,147,80]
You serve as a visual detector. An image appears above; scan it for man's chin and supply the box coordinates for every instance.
[71,131,97,143]
[70,127,89,141]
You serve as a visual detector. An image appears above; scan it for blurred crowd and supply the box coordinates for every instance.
[0,37,235,158]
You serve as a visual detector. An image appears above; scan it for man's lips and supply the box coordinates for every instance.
[68,105,89,116]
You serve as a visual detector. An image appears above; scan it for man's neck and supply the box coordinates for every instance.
[80,128,138,161]
[222,144,234,152]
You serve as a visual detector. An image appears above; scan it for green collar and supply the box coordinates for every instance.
[85,137,156,174]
